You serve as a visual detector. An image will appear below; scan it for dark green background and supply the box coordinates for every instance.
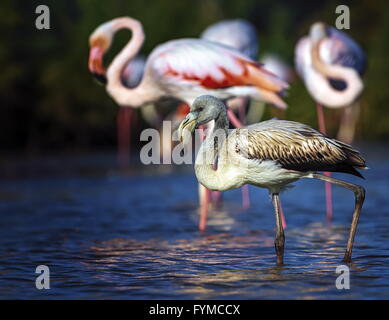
[1,0,387,153]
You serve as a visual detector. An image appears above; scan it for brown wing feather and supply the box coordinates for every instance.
[234,120,366,178]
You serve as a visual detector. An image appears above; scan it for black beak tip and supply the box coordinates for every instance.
[91,72,107,85]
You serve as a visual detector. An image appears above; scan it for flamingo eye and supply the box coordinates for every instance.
[197,107,204,112]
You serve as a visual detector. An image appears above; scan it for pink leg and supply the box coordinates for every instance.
[198,125,212,231]
[316,103,334,222]
[117,107,133,169]
[199,185,211,232]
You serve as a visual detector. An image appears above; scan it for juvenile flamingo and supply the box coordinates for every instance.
[179,95,366,264]
[295,22,366,222]
[88,17,289,231]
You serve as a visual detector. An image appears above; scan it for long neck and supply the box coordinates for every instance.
[309,39,363,108]
[195,110,239,191]
[106,18,159,107]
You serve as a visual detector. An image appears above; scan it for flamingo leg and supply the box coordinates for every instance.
[279,199,287,229]
[199,184,211,232]
[117,107,133,169]
[316,103,334,222]
[197,125,212,231]
[272,192,285,265]
[310,173,365,263]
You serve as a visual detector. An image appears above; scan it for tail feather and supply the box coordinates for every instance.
[337,141,367,169]
[246,63,289,93]
[337,140,367,178]
[257,89,288,109]
[339,164,365,179]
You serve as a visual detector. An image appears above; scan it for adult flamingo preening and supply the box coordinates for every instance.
[295,22,366,222]
[88,17,289,231]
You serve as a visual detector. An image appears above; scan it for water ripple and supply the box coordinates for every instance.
[0,151,388,299]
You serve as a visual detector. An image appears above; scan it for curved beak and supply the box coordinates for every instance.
[88,46,107,84]
[178,112,198,143]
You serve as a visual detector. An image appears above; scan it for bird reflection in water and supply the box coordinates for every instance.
[80,221,365,298]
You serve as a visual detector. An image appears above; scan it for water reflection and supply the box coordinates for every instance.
[80,220,386,299]
[0,149,388,299]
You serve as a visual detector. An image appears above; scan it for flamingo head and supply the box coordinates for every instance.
[309,22,329,43]
[88,21,115,84]
[178,95,226,143]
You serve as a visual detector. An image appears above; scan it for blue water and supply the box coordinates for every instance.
[0,146,388,299]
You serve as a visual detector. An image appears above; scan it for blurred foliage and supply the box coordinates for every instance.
[0,0,388,152]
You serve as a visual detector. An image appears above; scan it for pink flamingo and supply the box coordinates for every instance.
[295,22,366,222]
[88,17,289,231]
